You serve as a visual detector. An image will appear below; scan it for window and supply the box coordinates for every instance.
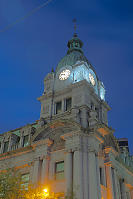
[3,141,9,153]
[55,161,64,180]
[99,167,104,185]
[65,98,72,111]
[23,135,29,147]
[21,173,30,190]
[95,107,99,119]
[55,101,62,114]
[90,102,94,110]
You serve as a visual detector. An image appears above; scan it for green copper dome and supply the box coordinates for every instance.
[56,33,90,72]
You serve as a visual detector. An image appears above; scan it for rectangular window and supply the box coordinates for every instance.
[95,107,99,119]
[23,135,29,147]
[21,173,30,190]
[55,161,64,180]
[99,167,104,185]
[65,98,72,111]
[55,101,62,114]
[3,141,9,153]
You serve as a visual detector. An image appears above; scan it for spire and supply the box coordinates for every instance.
[67,19,83,54]
[73,18,77,35]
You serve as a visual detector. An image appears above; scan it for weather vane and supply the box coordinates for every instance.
[73,18,77,33]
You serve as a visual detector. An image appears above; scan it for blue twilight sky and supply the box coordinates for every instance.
[0,0,133,153]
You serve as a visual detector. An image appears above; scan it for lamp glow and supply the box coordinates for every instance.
[43,188,49,197]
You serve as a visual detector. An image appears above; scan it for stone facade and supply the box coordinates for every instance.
[0,33,133,199]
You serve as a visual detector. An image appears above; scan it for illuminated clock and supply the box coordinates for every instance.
[59,69,71,80]
[89,73,95,86]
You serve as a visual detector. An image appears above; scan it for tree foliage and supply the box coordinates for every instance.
[0,168,76,199]
[0,168,24,199]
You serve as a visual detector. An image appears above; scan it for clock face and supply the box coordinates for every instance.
[89,73,95,86]
[59,69,71,80]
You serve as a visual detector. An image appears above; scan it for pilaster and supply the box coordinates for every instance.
[105,164,114,199]
[0,137,4,153]
[88,149,98,199]
[83,141,89,199]
[96,154,102,199]
[32,157,40,185]
[120,179,127,199]
[73,150,83,199]
[113,169,120,199]
[41,154,50,185]
[65,151,73,195]
[81,107,88,128]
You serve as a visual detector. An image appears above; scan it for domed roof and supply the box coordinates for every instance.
[56,51,90,72]
[56,33,91,72]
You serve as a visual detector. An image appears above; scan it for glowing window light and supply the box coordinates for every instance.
[89,73,95,86]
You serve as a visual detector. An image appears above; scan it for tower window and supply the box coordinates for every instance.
[55,161,64,180]
[75,42,79,47]
[65,98,72,111]
[23,135,29,147]
[3,141,9,153]
[55,101,62,114]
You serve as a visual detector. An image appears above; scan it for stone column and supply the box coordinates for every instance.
[130,190,133,199]
[41,155,49,185]
[40,139,53,184]
[71,108,81,124]
[8,136,12,151]
[73,150,83,199]
[0,137,4,153]
[95,155,101,199]
[88,150,99,199]
[19,131,24,148]
[105,165,114,199]
[32,158,40,185]
[83,149,89,199]
[81,107,88,128]
[120,179,127,199]
[48,160,54,181]
[65,151,73,194]
[113,169,120,199]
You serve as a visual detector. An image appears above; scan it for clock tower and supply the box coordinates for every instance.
[0,32,133,199]
[38,33,110,128]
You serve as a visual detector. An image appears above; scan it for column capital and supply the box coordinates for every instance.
[88,147,97,154]
[33,157,40,162]
[42,154,50,160]
[104,146,118,156]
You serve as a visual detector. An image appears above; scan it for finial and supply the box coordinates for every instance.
[73,18,77,35]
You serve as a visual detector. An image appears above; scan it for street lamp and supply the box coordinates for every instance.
[43,188,49,198]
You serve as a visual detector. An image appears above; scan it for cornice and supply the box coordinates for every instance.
[104,150,133,186]
[0,145,33,161]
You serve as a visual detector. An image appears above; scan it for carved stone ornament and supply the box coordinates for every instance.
[31,119,82,151]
